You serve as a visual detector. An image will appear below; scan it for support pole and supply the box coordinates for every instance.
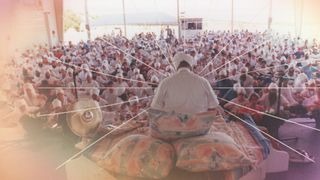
[73,68,78,100]
[177,0,181,39]
[299,0,304,37]
[44,12,52,49]
[84,0,91,40]
[268,0,273,30]
[294,0,297,37]
[122,0,127,37]
[231,0,234,34]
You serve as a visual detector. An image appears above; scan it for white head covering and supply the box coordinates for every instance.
[219,69,227,77]
[308,79,316,86]
[288,63,295,69]
[128,96,139,105]
[229,64,237,71]
[154,62,161,68]
[280,56,286,61]
[165,65,174,72]
[296,73,308,83]
[233,83,241,91]
[236,87,246,95]
[115,63,122,69]
[90,88,100,96]
[173,52,194,69]
[81,64,89,71]
[55,88,64,95]
[115,86,126,96]
[133,68,140,74]
[67,82,75,87]
[240,67,248,73]
[137,74,144,80]
[67,68,74,74]
[52,99,62,109]
[116,73,124,78]
[151,75,159,83]
[268,83,278,90]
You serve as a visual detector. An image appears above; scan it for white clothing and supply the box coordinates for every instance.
[151,68,219,114]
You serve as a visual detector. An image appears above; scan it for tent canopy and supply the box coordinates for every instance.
[92,12,177,26]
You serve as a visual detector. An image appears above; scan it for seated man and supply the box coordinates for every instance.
[151,52,223,115]
[223,87,249,114]
[303,88,320,129]
[258,83,289,138]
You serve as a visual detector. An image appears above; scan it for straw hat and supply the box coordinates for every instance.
[67,98,102,138]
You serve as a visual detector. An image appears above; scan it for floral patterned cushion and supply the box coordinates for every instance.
[148,109,217,141]
[98,135,175,179]
[173,132,253,172]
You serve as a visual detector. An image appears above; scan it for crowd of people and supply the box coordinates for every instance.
[2,28,320,138]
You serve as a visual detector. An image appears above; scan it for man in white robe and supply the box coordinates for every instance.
[151,53,222,115]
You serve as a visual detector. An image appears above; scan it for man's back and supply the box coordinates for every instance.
[151,68,219,114]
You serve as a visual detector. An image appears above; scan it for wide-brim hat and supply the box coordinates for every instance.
[67,98,102,138]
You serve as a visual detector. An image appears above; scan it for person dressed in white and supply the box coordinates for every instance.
[151,53,221,115]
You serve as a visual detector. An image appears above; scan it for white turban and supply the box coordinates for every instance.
[52,99,62,109]
[133,68,140,74]
[116,86,126,96]
[67,68,74,74]
[236,87,246,95]
[229,64,237,71]
[165,66,174,72]
[116,73,124,78]
[173,52,194,69]
[308,79,316,86]
[115,63,122,69]
[55,88,64,95]
[268,83,278,90]
[137,74,145,80]
[81,64,90,71]
[233,83,241,91]
[128,96,139,105]
[296,73,308,83]
[151,75,159,83]
[90,88,100,96]
[240,67,248,73]
[154,62,161,68]
[219,69,227,77]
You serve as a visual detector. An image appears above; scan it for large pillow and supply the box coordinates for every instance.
[173,132,253,172]
[148,109,217,141]
[88,127,150,162]
[98,135,175,179]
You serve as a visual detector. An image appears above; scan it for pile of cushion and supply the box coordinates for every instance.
[93,111,253,179]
